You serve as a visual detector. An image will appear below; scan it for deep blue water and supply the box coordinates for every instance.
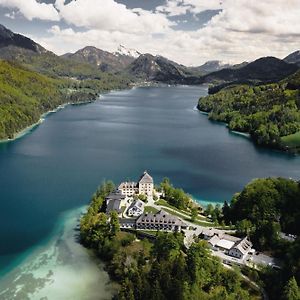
[0,85,299,277]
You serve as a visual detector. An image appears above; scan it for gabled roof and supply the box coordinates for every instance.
[106,199,122,213]
[138,171,153,184]
[128,199,145,211]
[136,210,186,227]
[105,190,125,202]
[208,235,220,246]
[118,181,137,189]
[232,237,252,255]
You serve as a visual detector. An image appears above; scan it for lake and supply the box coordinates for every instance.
[0,85,299,298]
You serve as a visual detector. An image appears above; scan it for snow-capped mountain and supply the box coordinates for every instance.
[115,45,141,59]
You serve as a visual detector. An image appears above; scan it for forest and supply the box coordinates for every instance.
[222,177,300,299]
[80,181,261,300]
[198,70,300,153]
[0,60,130,140]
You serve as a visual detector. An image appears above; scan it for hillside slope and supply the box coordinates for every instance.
[0,60,129,140]
[198,70,300,152]
[204,57,298,84]
[0,24,116,79]
[62,46,135,72]
[284,50,300,66]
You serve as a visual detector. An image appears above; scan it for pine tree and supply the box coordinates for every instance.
[283,277,300,300]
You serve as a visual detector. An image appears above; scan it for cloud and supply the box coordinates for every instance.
[55,0,173,34]
[156,0,223,16]
[4,11,16,19]
[6,0,300,65]
[0,0,60,21]
[156,0,192,17]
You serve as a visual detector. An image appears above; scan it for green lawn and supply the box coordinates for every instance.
[160,207,214,227]
[156,199,208,221]
[144,206,159,214]
[281,131,300,148]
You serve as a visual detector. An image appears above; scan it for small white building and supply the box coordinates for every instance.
[202,229,253,260]
[127,199,145,217]
[228,237,252,259]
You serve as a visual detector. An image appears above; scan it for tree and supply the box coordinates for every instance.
[283,277,300,300]
[109,210,120,237]
[236,219,253,236]
[205,204,214,217]
[190,208,198,222]
[222,200,231,224]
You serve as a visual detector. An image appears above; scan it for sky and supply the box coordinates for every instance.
[0,0,299,66]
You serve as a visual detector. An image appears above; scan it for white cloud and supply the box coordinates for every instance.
[0,0,60,21]
[4,11,16,19]
[5,0,300,65]
[55,0,173,34]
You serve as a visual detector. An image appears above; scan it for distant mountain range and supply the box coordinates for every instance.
[0,25,110,79]
[189,60,248,75]
[0,24,299,86]
[284,50,300,66]
[204,56,299,93]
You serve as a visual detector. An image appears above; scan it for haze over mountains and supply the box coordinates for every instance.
[0,24,299,86]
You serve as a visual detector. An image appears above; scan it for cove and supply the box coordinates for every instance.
[0,85,299,295]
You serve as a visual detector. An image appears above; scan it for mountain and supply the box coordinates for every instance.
[114,44,141,59]
[62,46,135,72]
[204,56,299,84]
[0,24,111,79]
[190,60,231,75]
[0,24,47,54]
[284,50,300,66]
[126,53,190,83]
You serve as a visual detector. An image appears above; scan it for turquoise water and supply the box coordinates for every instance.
[0,85,299,294]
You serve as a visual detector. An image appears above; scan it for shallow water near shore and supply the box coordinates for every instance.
[0,85,299,295]
[0,207,114,300]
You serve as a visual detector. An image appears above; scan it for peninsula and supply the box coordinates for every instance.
[80,171,275,299]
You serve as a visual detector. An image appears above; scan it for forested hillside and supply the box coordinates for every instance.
[0,60,129,140]
[222,177,300,300]
[80,182,261,300]
[198,70,300,153]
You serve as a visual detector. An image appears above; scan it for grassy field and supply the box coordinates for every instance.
[281,131,300,149]
[160,207,214,227]
[144,206,159,214]
[156,199,208,221]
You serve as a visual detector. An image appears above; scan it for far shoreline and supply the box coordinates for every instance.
[0,99,95,144]
[196,107,299,155]
[0,84,205,144]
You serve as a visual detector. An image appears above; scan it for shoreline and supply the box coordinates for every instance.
[196,107,299,155]
[0,206,114,299]
[0,84,203,145]
[229,129,251,138]
[0,82,139,144]
[0,100,94,144]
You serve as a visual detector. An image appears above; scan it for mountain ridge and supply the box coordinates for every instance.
[62,45,136,72]
[284,50,300,66]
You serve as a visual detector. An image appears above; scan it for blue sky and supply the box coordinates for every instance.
[0,0,299,65]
